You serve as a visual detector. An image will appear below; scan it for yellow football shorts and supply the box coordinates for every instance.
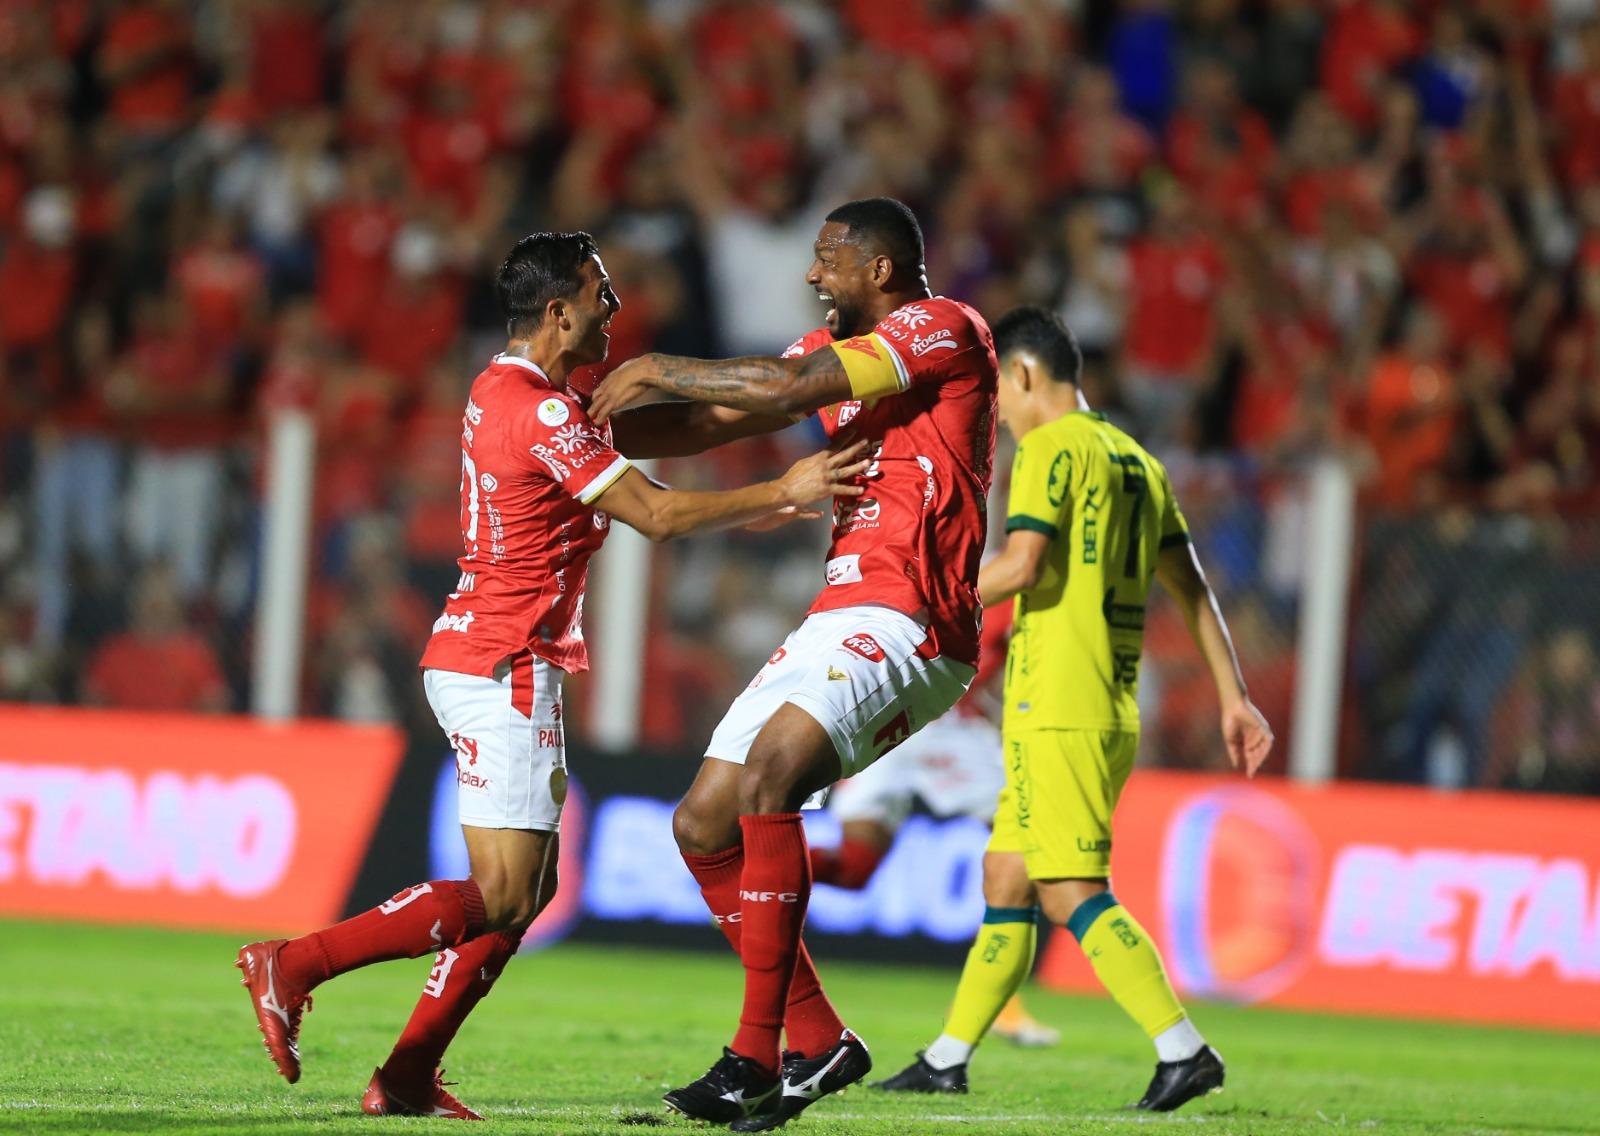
[988,728,1140,879]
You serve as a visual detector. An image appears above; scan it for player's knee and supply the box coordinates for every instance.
[739,748,816,814]
[475,865,559,933]
[672,797,733,856]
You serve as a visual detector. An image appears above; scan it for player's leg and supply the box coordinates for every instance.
[362,658,570,1118]
[876,770,1040,1093]
[364,826,560,1120]
[1027,730,1221,1112]
[811,739,916,887]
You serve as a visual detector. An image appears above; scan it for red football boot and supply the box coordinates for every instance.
[235,939,313,1083]
[362,1067,484,1120]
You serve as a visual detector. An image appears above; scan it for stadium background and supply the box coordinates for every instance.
[1,0,1598,1038]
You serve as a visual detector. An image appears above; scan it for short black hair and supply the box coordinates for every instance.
[992,306,1083,385]
[824,197,925,275]
[497,231,599,337]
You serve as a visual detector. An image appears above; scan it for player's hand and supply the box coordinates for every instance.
[742,506,825,532]
[779,440,870,507]
[589,354,662,424]
[1221,697,1274,778]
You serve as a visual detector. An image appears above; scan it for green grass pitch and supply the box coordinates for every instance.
[2,920,1596,1135]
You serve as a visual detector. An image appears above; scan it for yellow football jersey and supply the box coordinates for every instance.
[1002,411,1189,734]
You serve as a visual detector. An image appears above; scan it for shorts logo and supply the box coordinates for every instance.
[767,647,787,666]
[538,727,564,748]
[537,398,570,427]
[827,666,848,681]
[872,708,912,755]
[843,633,885,662]
[825,554,863,586]
[450,733,479,765]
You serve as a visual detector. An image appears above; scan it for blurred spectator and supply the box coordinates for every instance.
[0,0,1591,796]
[1493,629,1600,795]
[82,568,227,712]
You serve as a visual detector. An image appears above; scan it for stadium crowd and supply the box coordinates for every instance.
[0,0,1597,792]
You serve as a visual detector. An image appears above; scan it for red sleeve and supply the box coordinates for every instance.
[523,392,632,505]
[781,327,835,359]
[870,298,989,388]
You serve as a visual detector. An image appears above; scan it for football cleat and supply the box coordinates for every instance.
[663,1048,780,1124]
[991,1000,1061,1049]
[730,1029,872,1131]
[1135,1045,1226,1112]
[235,939,312,1083]
[362,1066,484,1120]
[871,1052,968,1094]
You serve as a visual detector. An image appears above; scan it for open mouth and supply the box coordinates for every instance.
[817,291,836,325]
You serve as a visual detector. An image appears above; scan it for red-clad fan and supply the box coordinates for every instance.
[590,197,998,1130]
[234,231,868,1121]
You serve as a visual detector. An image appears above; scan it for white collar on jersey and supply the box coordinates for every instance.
[493,353,550,383]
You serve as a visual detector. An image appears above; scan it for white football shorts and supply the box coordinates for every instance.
[828,708,1004,828]
[706,606,976,780]
[423,653,567,832]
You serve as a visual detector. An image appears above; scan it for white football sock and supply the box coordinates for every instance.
[1153,1017,1205,1063]
[922,1034,974,1070]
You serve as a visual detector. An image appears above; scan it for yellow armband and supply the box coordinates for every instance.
[829,333,910,400]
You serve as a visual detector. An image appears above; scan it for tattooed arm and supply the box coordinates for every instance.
[588,349,854,424]
[607,401,798,459]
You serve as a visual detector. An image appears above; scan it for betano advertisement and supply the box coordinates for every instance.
[0,707,402,931]
[3,704,1595,1034]
[1037,773,1600,1032]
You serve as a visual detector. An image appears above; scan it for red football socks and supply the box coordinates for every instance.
[683,842,845,1059]
[381,926,526,1086]
[810,838,886,889]
[732,813,813,1076]
[278,879,488,990]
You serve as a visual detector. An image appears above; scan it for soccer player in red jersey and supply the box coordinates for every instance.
[592,198,999,1130]
[235,231,866,1120]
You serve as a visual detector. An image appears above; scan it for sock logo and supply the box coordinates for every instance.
[380,883,434,915]
[982,932,1011,963]
[740,890,800,904]
[1108,916,1142,950]
[423,947,459,998]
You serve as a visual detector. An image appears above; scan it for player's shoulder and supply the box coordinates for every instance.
[872,296,990,359]
[781,327,834,358]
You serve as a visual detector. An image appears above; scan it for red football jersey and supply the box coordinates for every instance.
[419,354,632,677]
[785,296,999,667]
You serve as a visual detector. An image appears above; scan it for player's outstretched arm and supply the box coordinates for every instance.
[976,530,1053,608]
[592,441,867,542]
[607,400,799,459]
[588,349,854,424]
[1155,542,1275,776]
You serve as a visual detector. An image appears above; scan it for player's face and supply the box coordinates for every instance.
[566,255,621,364]
[807,222,875,339]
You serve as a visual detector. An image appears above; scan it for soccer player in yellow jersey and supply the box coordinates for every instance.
[875,307,1274,1112]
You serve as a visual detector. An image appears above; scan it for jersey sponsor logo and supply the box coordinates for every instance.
[838,336,880,359]
[886,304,934,330]
[1047,451,1070,507]
[479,472,498,493]
[537,398,570,427]
[781,337,809,359]
[464,399,483,426]
[530,445,571,479]
[835,400,862,428]
[855,497,881,523]
[740,890,801,903]
[824,554,863,586]
[842,633,886,662]
[432,611,475,634]
[909,329,958,356]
